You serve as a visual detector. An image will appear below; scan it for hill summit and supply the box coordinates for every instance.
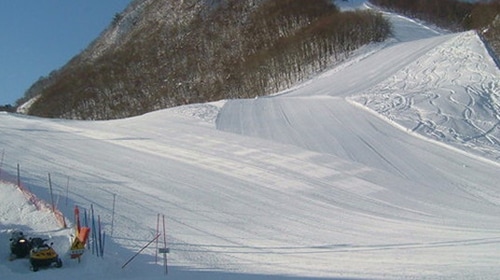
[22,0,390,120]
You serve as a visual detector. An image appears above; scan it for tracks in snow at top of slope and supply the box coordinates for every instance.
[352,31,500,161]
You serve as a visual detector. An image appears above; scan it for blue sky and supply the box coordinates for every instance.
[0,0,131,106]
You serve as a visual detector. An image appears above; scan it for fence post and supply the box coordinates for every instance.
[48,173,55,213]
[0,148,4,179]
[111,194,116,237]
[163,214,168,275]
[17,164,20,188]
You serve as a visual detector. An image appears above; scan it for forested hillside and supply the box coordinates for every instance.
[371,0,500,55]
[23,0,390,120]
[0,104,15,112]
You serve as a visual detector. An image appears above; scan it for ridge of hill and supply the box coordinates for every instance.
[21,0,390,120]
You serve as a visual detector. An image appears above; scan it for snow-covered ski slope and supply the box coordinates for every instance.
[1,1,500,279]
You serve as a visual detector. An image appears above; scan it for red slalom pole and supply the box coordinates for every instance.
[74,206,81,233]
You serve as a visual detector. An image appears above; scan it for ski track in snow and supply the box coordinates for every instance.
[2,2,500,280]
[353,31,500,161]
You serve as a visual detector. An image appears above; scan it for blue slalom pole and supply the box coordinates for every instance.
[91,204,98,256]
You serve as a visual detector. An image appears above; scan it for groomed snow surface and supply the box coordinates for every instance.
[2,1,500,279]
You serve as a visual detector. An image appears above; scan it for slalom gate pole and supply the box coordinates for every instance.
[163,214,168,275]
[84,208,90,250]
[156,213,160,264]
[101,231,106,257]
[91,204,97,255]
[98,215,103,258]
[83,207,88,227]
[121,234,161,269]
[111,193,116,237]
[74,206,81,233]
